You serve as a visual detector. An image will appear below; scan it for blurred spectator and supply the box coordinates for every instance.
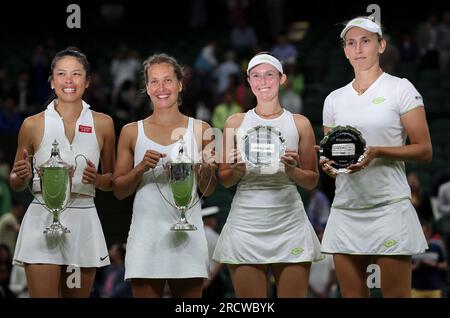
[99,243,132,298]
[411,219,448,298]
[201,206,226,298]
[380,34,400,74]
[230,16,258,59]
[437,180,450,258]
[0,243,14,298]
[0,95,23,134]
[211,89,242,130]
[0,152,12,216]
[437,10,450,72]
[11,70,34,117]
[271,33,298,63]
[308,228,336,298]
[214,51,241,95]
[31,45,50,107]
[0,198,24,255]
[408,172,434,222]
[417,13,440,69]
[195,40,218,74]
[306,188,330,232]
[9,264,28,298]
[83,72,110,114]
[399,33,419,63]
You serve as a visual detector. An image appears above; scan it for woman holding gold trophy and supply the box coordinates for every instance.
[113,53,217,298]
[9,48,116,297]
[319,17,432,297]
[213,52,323,298]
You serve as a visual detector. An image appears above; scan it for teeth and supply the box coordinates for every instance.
[157,95,170,99]
[63,88,75,93]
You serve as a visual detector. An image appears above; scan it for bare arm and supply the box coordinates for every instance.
[349,107,432,172]
[113,123,165,200]
[218,113,246,188]
[9,116,38,191]
[281,114,319,190]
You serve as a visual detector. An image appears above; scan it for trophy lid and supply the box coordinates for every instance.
[173,136,191,164]
[40,140,72,169]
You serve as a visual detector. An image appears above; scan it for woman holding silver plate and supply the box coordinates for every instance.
[319,16,433,297]
[9,48,116,297]
[213,52,322,297]
[113,53,217,298]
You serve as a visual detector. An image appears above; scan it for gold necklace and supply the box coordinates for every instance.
[354,81,368,96]
[255,107,284,118]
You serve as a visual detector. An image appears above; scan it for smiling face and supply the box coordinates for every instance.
[343,27,386,72]
[146,62,182,110]
[50,56,89,103]
[247,63,286,102]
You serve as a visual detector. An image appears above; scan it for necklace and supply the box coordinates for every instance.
[354,81,368,96]
[254,107,284,118]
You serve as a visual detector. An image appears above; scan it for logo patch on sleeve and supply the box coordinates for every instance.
[78,125,92,133]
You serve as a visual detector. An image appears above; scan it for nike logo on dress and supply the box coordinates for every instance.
[100,255,109,261]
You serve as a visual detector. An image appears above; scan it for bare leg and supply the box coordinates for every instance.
[25,264,61,298]
[131,278,166,298]
[61,266,96,298]
[333,254,371,298]
[168,278,204,298]
[271,262,311,298]
[375,255,412,298]
[228,264,269,298]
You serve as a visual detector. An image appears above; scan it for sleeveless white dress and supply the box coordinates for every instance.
[124,118,209,280]
[213,109,323,264]
[13,100,110,268]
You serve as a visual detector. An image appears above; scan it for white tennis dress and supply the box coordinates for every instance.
[321,73,428,255]
[124,118,209,280]
[213,109,323,264]
[13,100,110,268]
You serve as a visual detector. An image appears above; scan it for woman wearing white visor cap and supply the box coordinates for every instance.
[213,52,322,297]
[319,16,432,297]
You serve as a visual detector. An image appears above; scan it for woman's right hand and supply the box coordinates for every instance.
[315,145,336,178]
[137,150,166,173]
[11,149,32,180]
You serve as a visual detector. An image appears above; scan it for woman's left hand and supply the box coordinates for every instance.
[281,150,300,173]
[82,160,99,185]
[347,147,377,173]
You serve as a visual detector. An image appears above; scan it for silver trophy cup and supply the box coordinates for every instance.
[154,136,210,231]
[31,140,88,236]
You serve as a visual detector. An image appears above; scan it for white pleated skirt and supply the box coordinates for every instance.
[321,199,428,255]
[13,195,110,268]
[213,186,323,264]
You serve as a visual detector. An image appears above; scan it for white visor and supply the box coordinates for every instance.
[340,17,382,39]
[247,54,283,75]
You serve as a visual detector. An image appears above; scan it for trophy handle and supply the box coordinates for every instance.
[189,163,214,209]
[74,154,89,176]
[152,162,180,210]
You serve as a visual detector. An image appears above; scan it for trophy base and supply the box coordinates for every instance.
[334,168,351,174]
[43,223,71,236]
[170,223,197,231]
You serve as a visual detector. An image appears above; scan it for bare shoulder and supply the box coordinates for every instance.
[193,118,212,131]
[225,113,245,129]
[292,113,312,129]
[21,112,44,131]
[120,121,138,137]
[92,111,114,126]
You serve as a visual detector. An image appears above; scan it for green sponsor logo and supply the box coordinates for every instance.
[354,19,364,24]
[372,97,386,104]
[384,239,397,247]
[291,247,304,255]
